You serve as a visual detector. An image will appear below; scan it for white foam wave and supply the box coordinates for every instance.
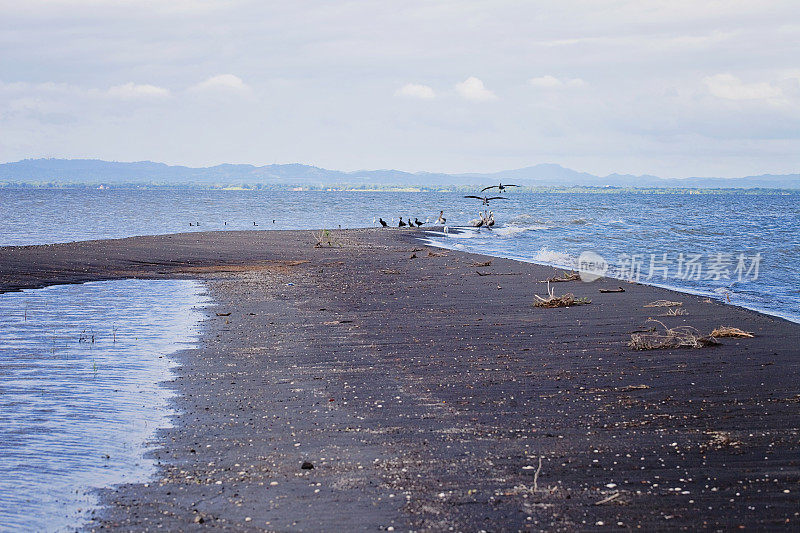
[506,214,547,227]
[492,224,549,237]
[529,247,576,268]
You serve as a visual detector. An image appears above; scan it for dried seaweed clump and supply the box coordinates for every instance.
[710,326,754,338]
[546,270,580,283]
[534,282,591,308]
[644,300,683,308]
[629,319,719,350]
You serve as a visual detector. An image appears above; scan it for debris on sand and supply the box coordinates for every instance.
[599,286,625,293]
[644,300,683,308]
[700,431,743,452]
[471,260,493,267]
[534,282,591,308]
[711,326,755,338]
[629,319,719,350]
[545,271,580,283]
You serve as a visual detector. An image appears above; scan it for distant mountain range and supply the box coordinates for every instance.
[1,158,798,189]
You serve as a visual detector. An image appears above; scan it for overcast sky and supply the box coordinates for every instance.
[1,0,798,177]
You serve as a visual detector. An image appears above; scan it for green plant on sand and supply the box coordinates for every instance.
[313,229,342,248]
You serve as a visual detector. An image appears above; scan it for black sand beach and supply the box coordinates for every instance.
[1,229,799,531]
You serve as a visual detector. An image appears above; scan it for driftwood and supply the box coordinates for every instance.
[599,286,625,293]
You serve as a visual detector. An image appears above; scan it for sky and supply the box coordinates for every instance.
[1,0,799,178]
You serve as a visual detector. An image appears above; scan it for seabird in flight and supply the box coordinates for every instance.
[481,183,519,193]
[464,195,508,206]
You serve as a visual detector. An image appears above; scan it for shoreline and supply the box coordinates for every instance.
[2,225,796,326]
[1,229,799,530]
[419,227,800,326]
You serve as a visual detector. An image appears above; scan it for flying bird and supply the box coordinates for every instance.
[464,195,508,206]
[481,183,519,193]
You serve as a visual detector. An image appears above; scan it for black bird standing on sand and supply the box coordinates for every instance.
[253,221,258,226]
[415,218,424,227]
[464,195,508,206]
[379,217,388,227]
[481,183,519,193]
[398,217,407,227]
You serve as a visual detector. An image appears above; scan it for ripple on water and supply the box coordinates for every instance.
[0,279,209,532]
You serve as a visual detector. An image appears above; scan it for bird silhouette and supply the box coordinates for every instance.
[398,217,407,227]
[464,195,508,206]
[379,217,388,227]
[481,183,519,193]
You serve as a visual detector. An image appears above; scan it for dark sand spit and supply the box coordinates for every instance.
[1,229,799,531]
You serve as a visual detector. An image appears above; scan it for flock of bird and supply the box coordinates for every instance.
[376,182,519,230]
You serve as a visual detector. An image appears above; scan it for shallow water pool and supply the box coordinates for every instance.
[0,279,209,532]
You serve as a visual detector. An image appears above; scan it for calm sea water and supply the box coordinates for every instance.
[0,189,798,324]
[0,279,208,532]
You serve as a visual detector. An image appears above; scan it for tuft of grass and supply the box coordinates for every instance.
[710,326,754,338]
[313,229,342,248]
[629,319,719,350]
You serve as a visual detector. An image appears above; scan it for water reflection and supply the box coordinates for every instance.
[0,279,209,532]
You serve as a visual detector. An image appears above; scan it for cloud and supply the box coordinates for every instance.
[528,75,586,89]
[455,77,496,102]
[190,74,250,93]
[107,82,170,99]
[395,83,435,99]
[703,74,783,101]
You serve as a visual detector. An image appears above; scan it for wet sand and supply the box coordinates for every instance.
[1,228,799,530]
